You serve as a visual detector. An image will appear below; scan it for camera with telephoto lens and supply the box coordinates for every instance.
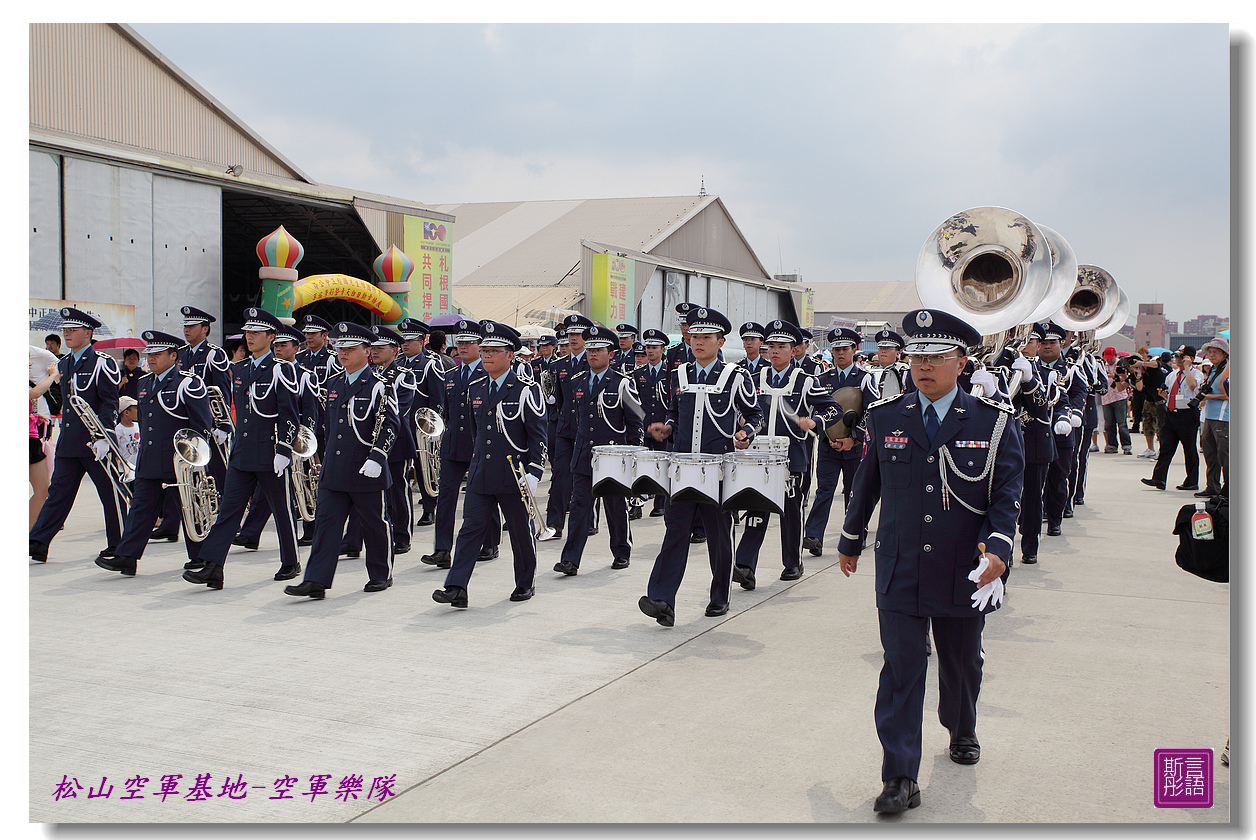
[1187,382,1212,412]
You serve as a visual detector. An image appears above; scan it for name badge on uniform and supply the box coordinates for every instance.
[472,396,484,408]
[884,435,908,449]
[954,440,990,449]
[328,390,339,401]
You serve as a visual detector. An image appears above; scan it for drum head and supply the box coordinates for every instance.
[825,386,865,440]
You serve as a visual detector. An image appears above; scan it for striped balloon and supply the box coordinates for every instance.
[373,245,414,284]
[255,225,304,269]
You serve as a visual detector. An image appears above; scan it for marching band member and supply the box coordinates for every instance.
[1071,345,1107,507]
[732,320,840,589]
[612,323,639,373]
[433,321,547,608]
[792,338,824,376]
[30,308,127,564]
[514,345,538,381]
[872,328,914,398]
[1036,321,1086,536]
[631,329,672,518]
[639,306,762,626]
[837,309,1025,815]
[801,326,879,557]
[286,322,399,599]
[553,325,643,576]
[421,319,500,569]
[542,313,593,541]
[296,314,341,384]
[95,330,214,576]
[631,341,647,370]
[627,338,649,521]
[151,305,234,542]
[535,333,557,366]
[231,324,324,552]
[369,325,418,553]
[555,332,570,359]
[183,308,301,590]
[738,322,768,378]
[398,317,446,528]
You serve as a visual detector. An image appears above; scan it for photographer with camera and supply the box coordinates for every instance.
[1196,337,1229,498]
[1100,347,1132,454]
[1141,345,1201,491]
[1133,351,1168,458]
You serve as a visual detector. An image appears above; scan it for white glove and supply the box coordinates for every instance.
[967,555,1005,611]
[969,368,997,395]
[273,454,292,475]
[92,440,111,461]
[359,459,383,479]
[526,473,540,495]
[546,394,557,405]
[1010,355,1034,380]
[213,428,230,445]
[1069,414,1082,428]
[1047,370,1059,388]
[1053,418,1072,436]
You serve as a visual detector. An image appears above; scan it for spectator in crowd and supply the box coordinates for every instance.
[1197,337,1229,498]
[45,334,65,358]
[1100,347,1132,454]
[1129,348,1148,434]
[29,363,59,528]
[1142,346,1201,491]
[226,338,247,363]
[429,329,458,371]
[118,348,142,400]
[1134,351,1168,458]
[114,396,141,498]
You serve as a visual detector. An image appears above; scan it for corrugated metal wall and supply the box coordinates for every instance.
[29,23,300,181]
[649,203,766,279]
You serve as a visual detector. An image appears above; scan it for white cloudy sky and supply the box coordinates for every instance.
[130,21,1234,329]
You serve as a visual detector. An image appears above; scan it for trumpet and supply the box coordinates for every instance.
[206,385,234,463]
[412,407,444,497]
[290,425,320,522]
[507,453,555,541]
[163,429,220,542]
[67,393,134,507]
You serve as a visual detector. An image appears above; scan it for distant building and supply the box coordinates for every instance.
[1184,314,1229,335]
[1134,303,1167,349]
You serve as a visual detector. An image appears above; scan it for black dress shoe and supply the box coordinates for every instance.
[553,560,579,576]
[638,596,675,627]
[97,546,117,561]
[649,508,665,517]
[95,555,137,576]
[432,586,468,608]
[628,507,643,521]
[363,578,393,592]
[1195,489,1217,498]
[1062,510,1074,519]
[478,545,499,562]
[420,550,452,569]
[949,734,981,765]
[416,511,436,527]
[1141,478,1166,490]
[802,536,823,556]
[274,563,301,581]
[339,543,361,559]
[1074,499,1085,506]
[781,564,803,581]
[1022,555,1037,565]
[393,543,411,556]
[873,777,921,813]
[732,564,756,591]
[297,535,314,547]
[183,559,206,571]
[705,602,729,617]
[149,529,178,542]
[509,586,535,602]
[1176,484,1199,491]
[183,564,224,590]
[689,533,706,544]
[29,540,48,563]
[611,557,630,570]
[284,580,325,599]
[587,525,599,536]
[232,535,260,550]
[1046,525,1062,536]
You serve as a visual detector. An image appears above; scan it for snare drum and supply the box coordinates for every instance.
[592,445,646,497]
[632,449,671,496]
[721,451,788,514]
[668,453,724,506]
[749,435,789,455]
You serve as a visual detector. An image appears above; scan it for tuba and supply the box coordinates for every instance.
[1053,265,1122,333]
[289,425,320,522]
[163,429,219,542]
[539,368,556,403]
[412,407,444,497]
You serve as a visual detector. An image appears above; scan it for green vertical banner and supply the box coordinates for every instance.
[403,215,454,321]
[801,288,815,329]
[592,253,634,325]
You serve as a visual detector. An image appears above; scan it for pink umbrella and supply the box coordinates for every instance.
[92,337,148,360]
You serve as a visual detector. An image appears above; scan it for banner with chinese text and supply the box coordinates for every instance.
[591,253,634,326]
[402,216,454,321]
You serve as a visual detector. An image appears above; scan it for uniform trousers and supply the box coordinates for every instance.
[1044,434,1075,528]
[115,479,200,562]
[560,474,630,567]
[157,444,226,536]
[1151,410,1201,487]
[735,473,804,572]
[799,435,819,506]
[1018,462,1049,558]
[445,490,536,592]
[1199,417,1228,495]
[1071,423,1097,504]
[803,446,860,545]
[237,480,303,543]
[302,487,392,587]
[544,435,576,531]
[646,499,734,608]
[342,461,412,550]
[876,610,985,782]
[196,466,299,569]
[434,457,500,553]
[30,455,127,548]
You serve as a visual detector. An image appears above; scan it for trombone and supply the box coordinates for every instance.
[206,385,234,463]
[507,454,555,541]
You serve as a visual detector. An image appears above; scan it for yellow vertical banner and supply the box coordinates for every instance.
[402,215,454,321]
[592,253,634,325]
[801,288,815,329]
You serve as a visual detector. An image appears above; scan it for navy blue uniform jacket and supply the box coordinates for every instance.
[133,370,214,482]
[465,370,548,491]
[569,368,643,475]
[662,360,762,453]
[319,368,399,492]
[60,345,122,454]
[228,354,300,471]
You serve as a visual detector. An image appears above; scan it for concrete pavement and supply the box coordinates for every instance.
[30,447,1229,823]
